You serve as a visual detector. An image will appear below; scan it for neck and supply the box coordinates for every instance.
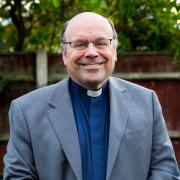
[71,79,108,91]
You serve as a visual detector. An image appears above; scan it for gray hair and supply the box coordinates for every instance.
[60,18,118,52]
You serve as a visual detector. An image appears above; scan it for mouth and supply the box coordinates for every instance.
[78,62,106,66]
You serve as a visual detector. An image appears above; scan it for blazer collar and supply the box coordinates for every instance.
[106,77,130,180]
[47,77,82,180]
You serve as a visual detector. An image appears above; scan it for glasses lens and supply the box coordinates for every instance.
[94,38,111,49]
[71,41,88,50]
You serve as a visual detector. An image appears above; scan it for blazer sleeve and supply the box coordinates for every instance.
[148,91,180,180]
[3,100,38,180]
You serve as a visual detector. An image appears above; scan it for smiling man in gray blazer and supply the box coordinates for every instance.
[3,12,180,180]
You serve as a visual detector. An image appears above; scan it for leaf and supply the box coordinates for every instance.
[52,0,60,8]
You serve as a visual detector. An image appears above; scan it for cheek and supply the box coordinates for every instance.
[100,49,117,62]
[67,51,84,64]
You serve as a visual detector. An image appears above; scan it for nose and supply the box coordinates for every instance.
[84,42,99,58]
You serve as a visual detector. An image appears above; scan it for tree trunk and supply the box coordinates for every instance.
[9,0,25,51]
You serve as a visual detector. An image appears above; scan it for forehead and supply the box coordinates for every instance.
[65,13,113,40]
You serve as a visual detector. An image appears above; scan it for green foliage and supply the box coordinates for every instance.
[106,0,179,54]
[0,0,179,59]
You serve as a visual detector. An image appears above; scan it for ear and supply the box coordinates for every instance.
[62,50,67,66]
[114,49,117,61]
[115,55,117,62]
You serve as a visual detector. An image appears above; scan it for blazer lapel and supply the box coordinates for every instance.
[47,78,82,180]
[106,78,130,180]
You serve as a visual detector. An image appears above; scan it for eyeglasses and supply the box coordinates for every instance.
[62,38,114,50]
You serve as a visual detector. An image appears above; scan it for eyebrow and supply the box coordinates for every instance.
[67,37,111,42]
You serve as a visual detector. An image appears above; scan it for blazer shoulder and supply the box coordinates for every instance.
[110,76,157,106]
[111,76,153,94]
[13,82,60,106]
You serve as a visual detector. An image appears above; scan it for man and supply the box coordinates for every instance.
[3,12,180,180]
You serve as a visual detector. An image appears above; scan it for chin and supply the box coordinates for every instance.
[84,76,102,83]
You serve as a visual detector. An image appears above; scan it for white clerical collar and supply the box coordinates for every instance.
[87,88,102,97]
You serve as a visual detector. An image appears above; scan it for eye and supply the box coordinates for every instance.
[72,41,87,48]
[94,39,109,47]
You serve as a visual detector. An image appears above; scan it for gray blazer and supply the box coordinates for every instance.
[3,77,180,180]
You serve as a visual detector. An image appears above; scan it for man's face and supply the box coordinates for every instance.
[62,13,117,90]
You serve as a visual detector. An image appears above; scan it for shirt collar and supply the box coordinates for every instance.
[70,79,109,97]
[87,89,102,97]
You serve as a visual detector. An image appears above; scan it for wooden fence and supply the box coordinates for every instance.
[0,51,180,175]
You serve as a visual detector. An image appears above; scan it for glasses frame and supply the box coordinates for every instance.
[62,38,115,50]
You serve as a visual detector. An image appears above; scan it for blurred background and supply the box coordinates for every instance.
[0,0,180,178]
